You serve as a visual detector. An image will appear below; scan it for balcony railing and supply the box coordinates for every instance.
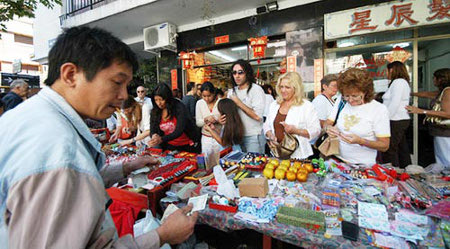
[59,0,107,25]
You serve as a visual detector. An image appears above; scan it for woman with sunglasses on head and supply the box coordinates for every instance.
[227,59,266,153]
[263,72,321,159]
[147,83,199,153]
[381,61,412,168]
[195,82,222,167]
[324,68,390,165]
[406,68,450,169]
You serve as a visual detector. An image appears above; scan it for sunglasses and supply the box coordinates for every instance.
[232,70,245,75]
[137,91,145,93]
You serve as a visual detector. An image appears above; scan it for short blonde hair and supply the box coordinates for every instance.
[275,72,305,106]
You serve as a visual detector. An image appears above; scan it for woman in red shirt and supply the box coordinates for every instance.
[148,83,199,152]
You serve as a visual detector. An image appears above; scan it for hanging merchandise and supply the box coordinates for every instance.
[179,51,196,69]
[249,36,268,64]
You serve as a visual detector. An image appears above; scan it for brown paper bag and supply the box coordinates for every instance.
[318,136,339,157]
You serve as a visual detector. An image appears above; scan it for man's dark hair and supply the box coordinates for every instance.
[186,82,195,92]
[45,27,138,86]
[230,59,255,94]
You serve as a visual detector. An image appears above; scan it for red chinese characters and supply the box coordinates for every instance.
[385,3,419,26]
[349,10,378,33]
[427,0,450,21]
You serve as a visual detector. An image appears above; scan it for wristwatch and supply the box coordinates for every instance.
[423,110,427,115]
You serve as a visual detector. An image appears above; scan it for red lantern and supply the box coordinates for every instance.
[249,36,268,63]
[179,51,195,69]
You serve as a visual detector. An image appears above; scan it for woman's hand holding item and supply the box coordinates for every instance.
[265,131,279,147]
[280,122,297,134]
[147,134,162,147]
[326,125,340,138]
[339,133,363,145]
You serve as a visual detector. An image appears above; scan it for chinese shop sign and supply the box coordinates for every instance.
[325,0,450,39]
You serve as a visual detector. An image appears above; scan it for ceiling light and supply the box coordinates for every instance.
[391,42,410,48]
[231,46,248,51]
[209,51,235,62]
[266,1,278,12]
[338,42,355,48]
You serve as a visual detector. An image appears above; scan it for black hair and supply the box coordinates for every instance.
[186,82,195,92]
[151,83,175,124]
[216,88,224,97]
[387,61,410,86]
[433,68,450,91]
[45,26,138,86]
[230,59,255,94]
[200,81,216,95]
[262,84,276,99]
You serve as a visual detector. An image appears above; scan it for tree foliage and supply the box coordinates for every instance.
[129,58,158,96]
[0,0,62,31]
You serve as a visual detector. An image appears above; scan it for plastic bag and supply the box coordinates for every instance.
[133,210,171,249]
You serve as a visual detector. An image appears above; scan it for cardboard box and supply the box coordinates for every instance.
[238,178,268,198]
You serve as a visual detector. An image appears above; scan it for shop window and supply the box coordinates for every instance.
[419,23,450,37]
[417,38,450,108]
[14,34,33,45]
[325,42,413,94]
[417,37,450,167]
[205,46,249,64]
[335,30,412,48]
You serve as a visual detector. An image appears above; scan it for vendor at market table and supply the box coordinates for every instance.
[148,83,200,153]
[0,27,197,248]
[264,72,321,159]
[324,68,391,165]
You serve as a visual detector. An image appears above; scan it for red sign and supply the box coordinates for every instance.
[215,35,229,45]
[385,3,418,26]
[350,10,378,33]
[171,69,177,90]
[427,0,450,21]
[314,59,323,97]
[287,56,297,73]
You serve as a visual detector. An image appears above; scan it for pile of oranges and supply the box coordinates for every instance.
[263,159,313,182]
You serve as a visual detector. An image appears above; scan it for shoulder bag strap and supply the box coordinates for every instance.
[332,100,346,126]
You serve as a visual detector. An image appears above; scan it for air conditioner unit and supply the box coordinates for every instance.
[144,22,177,54]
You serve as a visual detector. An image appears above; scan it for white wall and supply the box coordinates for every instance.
[33,3,63,64]
[0,18,36,66]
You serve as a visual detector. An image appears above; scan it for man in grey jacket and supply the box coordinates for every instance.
[0,26,197,248]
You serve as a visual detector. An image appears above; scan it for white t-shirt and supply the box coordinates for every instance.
[312,94,334,121]
[135,96,153,115]
[328,100,390,165]
[195,98,221,136]
[227,84,265,136]
[382,78,411,121]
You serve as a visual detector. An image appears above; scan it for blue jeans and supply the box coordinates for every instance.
[241,135,265,154]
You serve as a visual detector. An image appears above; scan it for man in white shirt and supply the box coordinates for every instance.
[312,74,338,128]
[135,85,153,111]
[227,59,265,153]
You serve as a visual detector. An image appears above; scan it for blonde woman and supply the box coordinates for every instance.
[263,72,321,159]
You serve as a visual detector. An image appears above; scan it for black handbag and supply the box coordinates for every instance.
[314,100,346,149]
